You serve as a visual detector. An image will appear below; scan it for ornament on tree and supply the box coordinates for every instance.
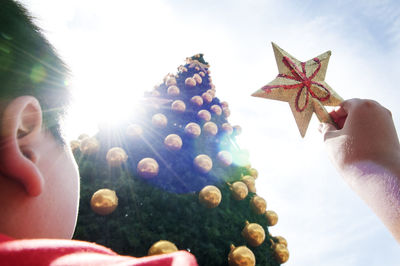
[193,73,202,84]
[193,154,213,173]
[70,140,80,152]
[164,134,183,151]
[190,95,203,107]
[197,109,211,122]
[152,113,168,128]
[199,71,205,77]
[137,158,159,178]
[265,210,278,226]
[185,77,196,87]
[126,124,143,138]
[271,240,289,264]
[230,181,249,201]
[220,101,229,108]
[275,236,288,247]
[151,90,160,97]
[90,189,118,215]
[206,89,215,98]
[252,42,343,137]
[78,133,89,140]
[199,185,222,208]
[148,240,178,256]
[221,123,233,135]
[184,122,201,138]
[80,137,100,155]
[248,168,258,179]
[203,122,218,136]
[250,195,266,215]
[178,65,187,72]
[186,55,209,72]
[171,100,186,113]
[217,151,233,167]
[210,105,222,115]
[223,107,231,118]
[202,92,213,104]
[165,75,177,86]
[228,244,255,266]
[241,175,256,193]
[233,125,242,136]
[241,221,266,247]
[106,147,128,167]
[167,85,180,96]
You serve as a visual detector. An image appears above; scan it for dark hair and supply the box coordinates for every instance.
[0,0,70,143]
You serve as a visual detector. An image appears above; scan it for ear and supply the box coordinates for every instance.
[0,96,44,197]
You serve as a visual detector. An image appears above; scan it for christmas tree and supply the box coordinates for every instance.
[72,54,289,266]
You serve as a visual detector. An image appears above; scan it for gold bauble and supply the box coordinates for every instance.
[228,245,255,266]
[70,140,80,152]
[80,137,100,155]
[126,124,143,138]
[190,95,203,107]
[193,154,213,173]
[148,240,178,256]
[220,101,229,108]
[165,76,177,86]
[241,221,266,247]
[208,76,213,82]
[202,92,213,104]
[137,157,159,178]
[217,151,233,167]
[199,185,222,208]
[249,168,258,179]
[151,90,160,97]
[210,105,222,115]
[106,147,128,167]
[203,122,218,136]
[206,89,215,97]
[275,236,288,247]
[184,122,201,138]
[241,175,256,193]
[193,73,202,84]
[164,134,182,151]
[233,125,242,135]
[195,66,200,71]
[223,107,231,117]
[199,71,205,77]
[250,195,266,214]
[185,77,196,87]
[78,133,89,140]
[152,113,168,128]
[274,243,289,264]
[231,181,248,200]
[171,100,186,113]
[197,109,211,122]
[265,210,278,226]
[178,65,188,72]
[167,85,180,96]
[221,123,233,135]
[90,189,118,215]
[207,69,211,74]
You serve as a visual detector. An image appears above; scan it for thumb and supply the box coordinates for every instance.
[318,122,338,141]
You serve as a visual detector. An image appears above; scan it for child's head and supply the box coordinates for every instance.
[0,0,79,239]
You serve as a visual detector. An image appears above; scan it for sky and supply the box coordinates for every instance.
[20,0,400,265]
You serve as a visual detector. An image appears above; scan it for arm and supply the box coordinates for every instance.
[319,98,400,243]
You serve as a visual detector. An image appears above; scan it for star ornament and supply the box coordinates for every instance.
[252,43,343,137]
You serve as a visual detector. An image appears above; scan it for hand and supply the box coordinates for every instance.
[319,98,400,173]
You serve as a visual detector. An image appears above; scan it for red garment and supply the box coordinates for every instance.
[0,234,197,266]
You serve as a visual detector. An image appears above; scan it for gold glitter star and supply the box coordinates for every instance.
[252,43,343,137]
